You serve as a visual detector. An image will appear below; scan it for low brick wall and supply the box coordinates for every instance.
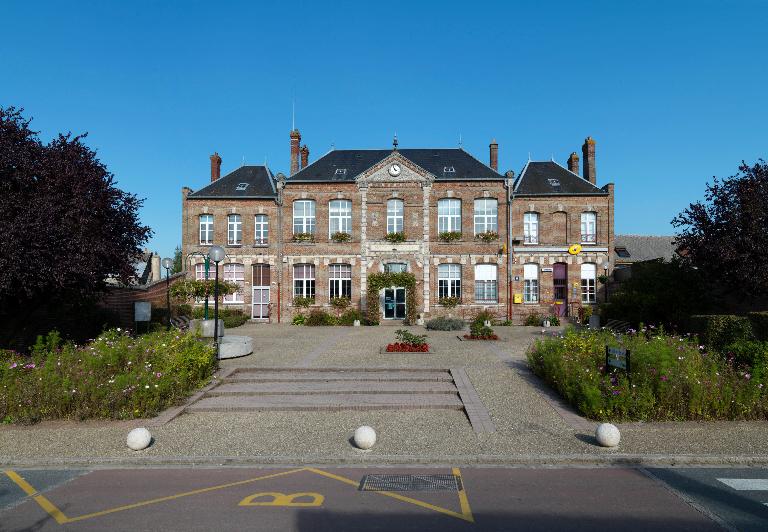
[99,273,187,328]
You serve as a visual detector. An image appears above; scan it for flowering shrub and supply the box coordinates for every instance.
[527,328,768,421]
[465,321,498,340]
[0,329,216,424]
[386,329,429,352]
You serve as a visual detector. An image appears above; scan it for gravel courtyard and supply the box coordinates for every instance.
[2,323,768,466]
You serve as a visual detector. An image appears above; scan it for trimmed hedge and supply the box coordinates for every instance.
[425,317,465,331]
[689,314,754,350]
[748,312,768,341]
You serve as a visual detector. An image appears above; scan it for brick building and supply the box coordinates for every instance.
[181,131,613,324]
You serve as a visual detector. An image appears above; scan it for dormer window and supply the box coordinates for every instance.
[547,179,560,187]
[235,183,249,191]
[443,166,456,173]
[334,168,347,175]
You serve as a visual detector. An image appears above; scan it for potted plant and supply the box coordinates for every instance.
[475,231,499,243]
[331,231,351,243]
[438,231,462,243]
[292,232,315,243]
[384,231,406,243]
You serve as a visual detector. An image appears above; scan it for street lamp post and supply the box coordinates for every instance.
[603,263,610,304]
[207,245,226,359]
[161,258,174,330]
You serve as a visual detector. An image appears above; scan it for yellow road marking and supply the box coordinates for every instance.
[239,491,324,507]
[306,467,475,523]
[4,470,70,524]
[453,467,474,522]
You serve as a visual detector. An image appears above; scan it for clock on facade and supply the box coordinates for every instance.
[388,164,401,177]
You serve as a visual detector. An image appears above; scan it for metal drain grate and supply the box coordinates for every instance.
[359,474,461,492]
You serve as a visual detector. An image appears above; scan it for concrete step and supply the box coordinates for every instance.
[207,381,459,396]
[186,393,464,412]
[225,370,453,383]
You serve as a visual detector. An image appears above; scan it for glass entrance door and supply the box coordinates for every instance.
[383,287,406,319]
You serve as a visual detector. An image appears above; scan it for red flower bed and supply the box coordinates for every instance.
[386,342,430,352]
[463,334,499,341]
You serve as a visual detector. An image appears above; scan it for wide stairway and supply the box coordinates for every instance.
[186,368,464,412]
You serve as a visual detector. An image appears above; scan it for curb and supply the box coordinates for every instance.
[3,454,768,469]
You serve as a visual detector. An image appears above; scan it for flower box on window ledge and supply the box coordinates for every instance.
[331,231,352,243]
[438,296,461,308]
[253,238,269,247]
[475,231,499,243]
[438,231,462,243]
[292,233,315,243]
[384,232,407,244]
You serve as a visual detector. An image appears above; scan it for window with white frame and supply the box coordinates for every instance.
[473,198,498,234]
[223,263,244,303]
[329,264,352,299]
[474,264,498,303]
[255,214,268,244]
[523,212,539,244]
[227,214,242,245]
[384,263,407,273]
[523,263,539,303]
[199,214,213,245]
[195,263,212,304]
[329,199,352,236]
[581,263,596,303]
[581,212,597,243]
[387,198,404,234]
[293,264,315,299]
[293,200,316,235]
[438,264,462,300]
[438,198,461,233]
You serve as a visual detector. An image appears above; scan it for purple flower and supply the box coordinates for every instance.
[612,390,621,395]
[9,362,18,369]
[660,375,668,381]
[23,363,36,369]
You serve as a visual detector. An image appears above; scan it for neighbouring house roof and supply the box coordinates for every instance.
[187,165,277,199]
[288,148,504,182]
[513,161,608,196]
[614,234,677,263]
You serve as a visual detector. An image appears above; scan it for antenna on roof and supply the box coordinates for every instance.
[291,99,295,130]
[528,152,532,162]
[241,156,246,167]
[551,153,555,161]
[459,133,463,148]
[331,142,335,150]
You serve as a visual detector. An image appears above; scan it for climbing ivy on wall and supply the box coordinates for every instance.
[366,272,417,325]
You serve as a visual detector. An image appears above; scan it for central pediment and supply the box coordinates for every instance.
[355,152,435,187]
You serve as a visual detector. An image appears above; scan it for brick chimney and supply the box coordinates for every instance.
[210,152,222,182]
[489,139,498,172]
[300,145,309,169]
[582,137,596,184]
[290,129,301,176]
[567,152,580,175]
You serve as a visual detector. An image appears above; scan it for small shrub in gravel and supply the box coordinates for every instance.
[527,328,768,422]
[304,309,337,326]
[425,317,465,331]
[1,329,216,424]
[524,313,541,326]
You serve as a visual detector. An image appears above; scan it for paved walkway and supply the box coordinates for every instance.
[1,323,768,466]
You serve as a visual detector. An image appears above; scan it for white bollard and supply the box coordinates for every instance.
[595,423,620,447]
[126,427,152,450]
[353,426,377,450]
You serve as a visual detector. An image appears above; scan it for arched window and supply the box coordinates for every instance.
[474,264,498,303]
[387,199,404,234]
[474,199,498,234]
[581,212,597,243]
[227,214,242,245]
[293,264,316,299]
[329,264,352,299]
[223,263,244,303]
[581,263,596,303]
[523,263,539,303]
[255,214,268,245]
[293,200,316,235]
[438,199,461,233]
[329,199,352,236]
[199,214,213,245]
[438,264,462,300]
[523,212,539,244]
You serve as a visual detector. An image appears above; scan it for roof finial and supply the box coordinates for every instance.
[241,155,246,167]
[459,133,463,148]
[291,99,295,131]
[331,142,335,151]
[393,132,398,151]
[528,152,532,162]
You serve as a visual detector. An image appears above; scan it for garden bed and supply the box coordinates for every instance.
[527,328,768,422]
[0,328,216,424]
[379,346,434,353]
[458,335,499,341]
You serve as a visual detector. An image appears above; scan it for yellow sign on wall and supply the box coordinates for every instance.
[568,244,582,255]
[513,294,523,304]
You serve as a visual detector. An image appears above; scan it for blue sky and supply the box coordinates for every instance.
[2,1,767,259]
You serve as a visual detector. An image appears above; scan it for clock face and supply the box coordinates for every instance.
[389,164,401,176]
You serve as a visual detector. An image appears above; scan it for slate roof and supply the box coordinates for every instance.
[288,148,504,182]
[513,161,607,195]
[187,165,276,198]
[614,235,677,263]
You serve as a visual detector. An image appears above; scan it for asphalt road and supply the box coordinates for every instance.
[1,466,766,531]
